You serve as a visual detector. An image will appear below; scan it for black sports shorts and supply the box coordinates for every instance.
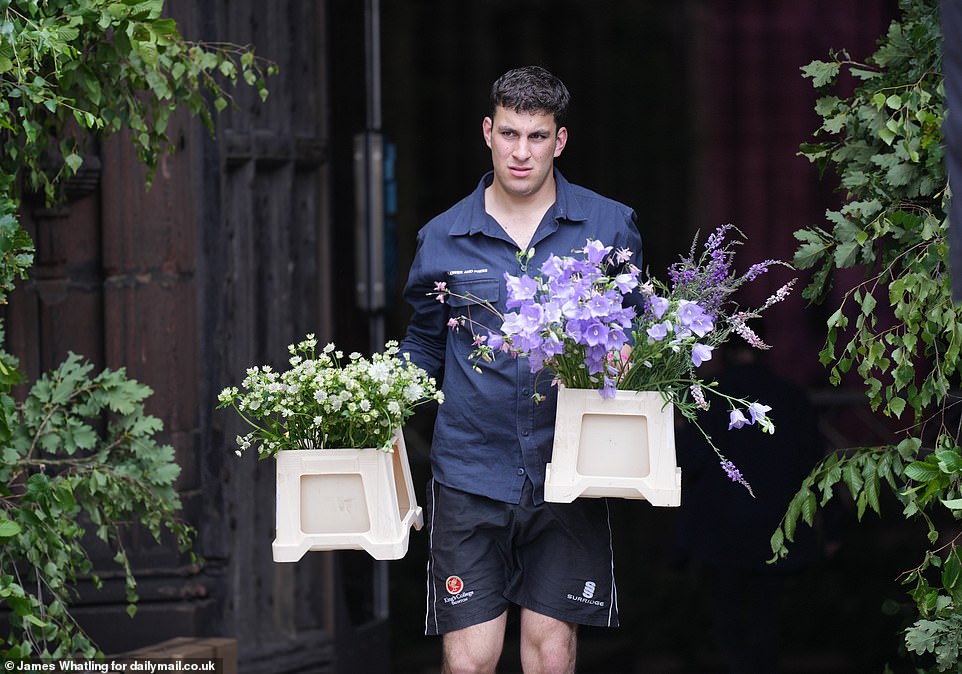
[423,478,619,635]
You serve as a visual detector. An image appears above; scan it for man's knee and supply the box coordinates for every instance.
[441,649,501,674]
[520,612,577,674]
[441,613,507,674]
[526,637,576,674]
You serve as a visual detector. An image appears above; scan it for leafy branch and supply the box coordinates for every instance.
[1,354,195,658]
[0,0,275,660]
[775,2,962,669]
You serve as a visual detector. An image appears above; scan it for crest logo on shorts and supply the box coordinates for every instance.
[582,581,596,599]
[445,575,464,595]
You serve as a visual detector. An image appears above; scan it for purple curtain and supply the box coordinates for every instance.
[694,0,896,385]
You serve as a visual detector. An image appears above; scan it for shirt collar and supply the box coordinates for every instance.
[449,169,587,237]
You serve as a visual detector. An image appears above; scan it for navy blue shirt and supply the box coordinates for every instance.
[399,170,642,504]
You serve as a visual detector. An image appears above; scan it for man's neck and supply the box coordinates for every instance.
[484,178,556,250]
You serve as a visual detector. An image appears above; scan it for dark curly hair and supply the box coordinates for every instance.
[488,65,570,126]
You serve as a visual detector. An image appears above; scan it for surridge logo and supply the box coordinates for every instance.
[582,581,596,599]
[567,580,605,607]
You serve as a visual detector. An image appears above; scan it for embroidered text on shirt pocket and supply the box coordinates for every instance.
[446,276,500,308]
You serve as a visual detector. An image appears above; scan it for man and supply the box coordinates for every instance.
[399,66,642,674]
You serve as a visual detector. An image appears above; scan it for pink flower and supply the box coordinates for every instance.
[760,280,796,311]
[730,312,770,349]
[690,384,710,410]
[433,280,448,303]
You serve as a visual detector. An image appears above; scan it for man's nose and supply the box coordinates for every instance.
[513,139,531,159]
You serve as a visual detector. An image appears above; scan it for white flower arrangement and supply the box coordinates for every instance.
[217,334,443,458]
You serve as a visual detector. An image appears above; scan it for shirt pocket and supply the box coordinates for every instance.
[446,276,500,308]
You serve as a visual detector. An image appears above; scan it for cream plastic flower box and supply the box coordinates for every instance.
[544,387,682,506]
[272,430,423,562]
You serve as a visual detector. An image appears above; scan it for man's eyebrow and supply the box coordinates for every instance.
[495,124,552,136]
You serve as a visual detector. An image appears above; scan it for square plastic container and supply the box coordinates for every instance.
[272,431,423,561]
[544,387,682,506]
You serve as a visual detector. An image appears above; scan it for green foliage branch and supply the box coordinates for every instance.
[770,1,962,669]
[0,0,274,659]
[1,354,192,658]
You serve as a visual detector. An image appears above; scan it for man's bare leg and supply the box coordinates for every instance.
[519,608,577,674]
[441,610,508,674]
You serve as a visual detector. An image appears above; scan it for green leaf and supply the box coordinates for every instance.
[886,161,916,186]
[795,241,827,269]
[823,113,848,133]
[843,461,864,497]
[850,67,881,81]
[108,3,131,18]
[0,518,21,537]
[784,495,800,541]
[816,454,840,498]
[801,489,817,527]
[801,60,840,88]
[887,396,906,418]
[862,461,881,515]
[148,462,180,485]
[64,153,83,174]
[905,461,940,483]
[936,449,962,474]
[769,527,785,558]
[896,437,923,460]
[152,18,178,35]
[23,614,47,628]
[942,548,962,593]
[826,307,848,330]
[833,241,859,268]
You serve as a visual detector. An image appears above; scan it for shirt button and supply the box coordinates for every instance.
[517,468,525,476]
[521,430,529,437]
[522,388,530,396]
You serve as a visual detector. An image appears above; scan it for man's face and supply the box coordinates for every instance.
[482,105,567,200]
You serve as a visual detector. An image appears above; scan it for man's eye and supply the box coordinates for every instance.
[502,131,516,138]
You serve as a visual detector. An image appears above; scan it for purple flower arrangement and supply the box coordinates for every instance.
[495,239,639,397]
[433,226,794,493]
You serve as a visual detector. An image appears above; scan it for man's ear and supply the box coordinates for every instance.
[554,126,568,158]
[482,116,493,148]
